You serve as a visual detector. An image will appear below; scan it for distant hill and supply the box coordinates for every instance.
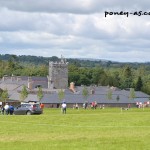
[0,54,149,69]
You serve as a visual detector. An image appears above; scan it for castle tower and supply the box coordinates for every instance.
[48,56,68,89]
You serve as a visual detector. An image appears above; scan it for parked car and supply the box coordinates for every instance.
[14,103,42,115]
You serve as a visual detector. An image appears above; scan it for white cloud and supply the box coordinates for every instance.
[0,0,150,62]
[0,0,150,13]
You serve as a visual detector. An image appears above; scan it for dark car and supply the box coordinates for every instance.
[14,103,42,115]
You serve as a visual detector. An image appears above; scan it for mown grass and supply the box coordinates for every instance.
[0,107,150,150]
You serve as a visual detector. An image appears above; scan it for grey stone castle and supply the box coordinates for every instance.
[48,55,68,89]
[0,56,68,92]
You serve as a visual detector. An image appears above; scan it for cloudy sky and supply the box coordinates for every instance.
[0,0,150,62]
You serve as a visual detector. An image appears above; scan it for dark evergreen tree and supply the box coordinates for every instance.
[135,76,143,91]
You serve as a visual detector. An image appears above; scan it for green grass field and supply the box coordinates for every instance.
[0,108,150,150]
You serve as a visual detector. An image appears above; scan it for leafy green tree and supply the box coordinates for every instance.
[39,65,48,76]
[79,74,91,86]
[58,89,65,103]
[72,61,81,67]
[68,72,80,86]
[120,66,133,89]
[68,64,79,72]
[129,88,136,99]
[122,78,133,89]
[0,88,3,97]
[20,85,28,102]
[123,66,132,78]
[107,76,114,86]
[51,56,59,62]
[100,73,108,86]
[11,54,18,62]
[142,81,150,95]
[82,86,89,102]
[111,71,120,87]
[37,87,43,101]
[92,67,104,85]
[8,59,15,70]
[1,89,9,103]
[137,66,145,77]
[106,89,112,100]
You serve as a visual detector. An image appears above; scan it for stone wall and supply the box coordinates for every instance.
[49,60,68,89]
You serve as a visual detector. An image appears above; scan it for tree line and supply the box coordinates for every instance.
[68,64,150,95]
[0,54,150,95]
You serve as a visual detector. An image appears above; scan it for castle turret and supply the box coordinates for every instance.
[48,56,68,89]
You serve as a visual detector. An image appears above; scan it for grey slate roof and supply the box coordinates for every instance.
[0,76,48,89]
[24,94,39,102]
[1,77,149,104]
[41,92,149,104]
[9,92,20,100]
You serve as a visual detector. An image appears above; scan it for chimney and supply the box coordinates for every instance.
[28,77,32,90]
[69,82,75,93]
[91,89,95,94]
[3,75,8,81]
[11,74,15,82]
[17,76,21,82]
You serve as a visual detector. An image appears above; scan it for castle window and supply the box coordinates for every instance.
[35,85,42,88]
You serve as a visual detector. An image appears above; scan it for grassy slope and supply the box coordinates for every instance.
[0,108,150,150]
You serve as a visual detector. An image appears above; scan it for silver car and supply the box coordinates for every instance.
[14,103,42,115]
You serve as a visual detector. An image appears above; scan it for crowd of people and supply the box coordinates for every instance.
[0,103,14,115]
[72,102,105,110]
[0,101,106,115]
[91,101,97,109]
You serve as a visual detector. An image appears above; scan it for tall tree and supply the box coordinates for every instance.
[120,66,133,89]
[106,89,112,100]
[58,89,65,103]
[8,59,15,70]
[1,89,9,103]
[68,72,80,86]
[129,88,136,99]
[82,86,89,102]
[123,66,132,78]
[92,67,104,85]
[0,88,3,97]
[79,74,91,86]
[20,85,28,102]
[135,76,143,91]
[37,87,43,101]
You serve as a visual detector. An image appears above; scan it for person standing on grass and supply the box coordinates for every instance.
[40,103,45,113]
[128,103,131,109]
[62,102,67,114]
[75,103,79,110]
[4,103,9,115]
[9,104,14,115]
[0,105,2,113]
[1,106,5,115]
